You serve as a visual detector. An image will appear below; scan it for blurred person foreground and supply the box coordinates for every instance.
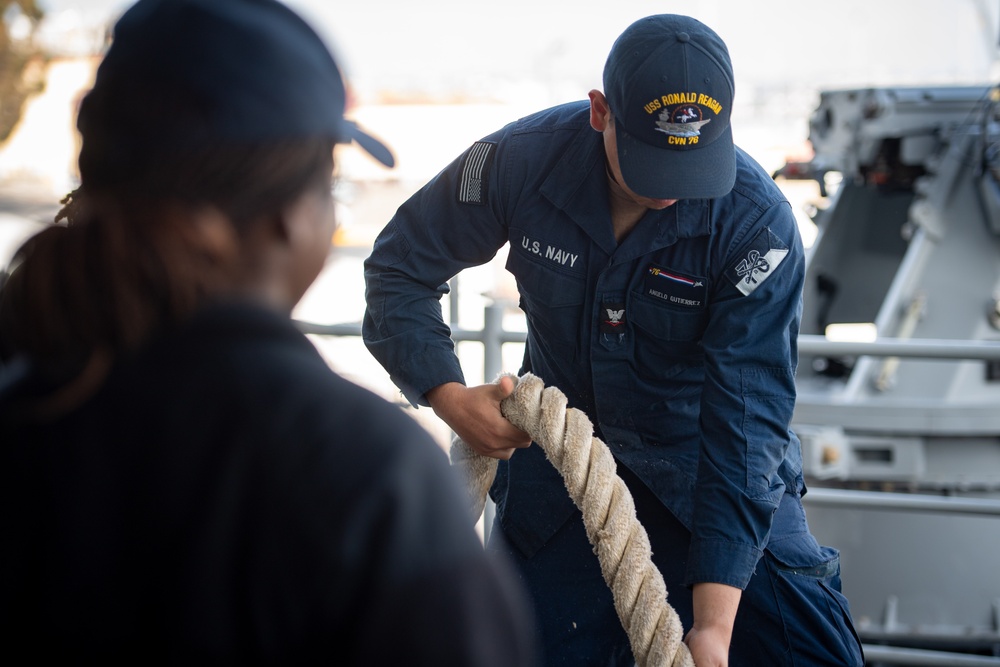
[0,0,538,664]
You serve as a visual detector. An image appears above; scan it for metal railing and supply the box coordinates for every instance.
[860,645,1000,666]
[298,300,1000,385]
[802,487,1000,516]
[797,335,1000,360]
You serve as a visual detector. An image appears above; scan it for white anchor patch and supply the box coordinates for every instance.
[727,228,789,296]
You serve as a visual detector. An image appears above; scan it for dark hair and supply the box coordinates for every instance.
[0,138,334,385]
[0,0,366,401]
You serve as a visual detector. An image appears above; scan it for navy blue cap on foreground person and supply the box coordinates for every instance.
[0,1,539,664]
[77,0,394,189]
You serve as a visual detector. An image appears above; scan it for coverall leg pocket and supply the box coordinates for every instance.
[734,536,864,667]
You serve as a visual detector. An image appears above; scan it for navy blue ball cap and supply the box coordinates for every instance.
[604,15,735,200]
[78,0,394,170]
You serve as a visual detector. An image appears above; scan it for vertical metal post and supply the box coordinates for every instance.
[448,276,460,327]
[479,302,505,544]
[483,302,504,382]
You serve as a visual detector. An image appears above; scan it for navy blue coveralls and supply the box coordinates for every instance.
[364,101,863,666]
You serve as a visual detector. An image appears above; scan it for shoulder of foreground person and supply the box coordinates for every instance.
[160,303,542,665]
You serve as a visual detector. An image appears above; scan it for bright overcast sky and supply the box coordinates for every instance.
[36,0,1000,104]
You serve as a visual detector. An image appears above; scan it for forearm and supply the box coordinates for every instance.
[427,378,531,459]
[685,582,742,666]
[693,582,740,637]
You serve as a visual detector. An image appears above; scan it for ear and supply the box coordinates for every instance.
[233,211,290,269]
[188,206,241,262]
[271,211,293,244]
[589,89,611,132]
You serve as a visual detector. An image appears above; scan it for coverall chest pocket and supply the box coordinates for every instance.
[629,294,707,372]
[506,250,585,348]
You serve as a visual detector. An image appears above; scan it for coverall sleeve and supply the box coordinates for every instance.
[685,199,805,589]
[363,133,512,406]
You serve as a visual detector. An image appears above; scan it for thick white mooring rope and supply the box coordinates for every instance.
[450,373,695,667]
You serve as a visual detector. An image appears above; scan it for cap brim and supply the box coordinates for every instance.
[342,120,395,168]
[615,117,735,200]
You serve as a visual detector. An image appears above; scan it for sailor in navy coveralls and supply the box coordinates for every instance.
[365,14,864,667]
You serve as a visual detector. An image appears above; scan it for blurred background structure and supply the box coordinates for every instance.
[4,4,1000,663]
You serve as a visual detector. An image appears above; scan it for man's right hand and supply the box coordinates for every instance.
[426,377,532,460]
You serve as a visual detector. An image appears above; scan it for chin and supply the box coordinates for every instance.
[641,198,679,210]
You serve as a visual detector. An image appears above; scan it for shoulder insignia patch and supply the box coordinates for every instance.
[457,141,496,205]
[726,227,789,296]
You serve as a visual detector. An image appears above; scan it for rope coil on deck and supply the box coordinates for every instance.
[450,372,695,667]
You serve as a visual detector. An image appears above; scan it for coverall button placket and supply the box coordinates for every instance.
[591,256,641,450]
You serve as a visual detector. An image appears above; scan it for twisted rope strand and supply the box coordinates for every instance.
[450,373,694,667]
